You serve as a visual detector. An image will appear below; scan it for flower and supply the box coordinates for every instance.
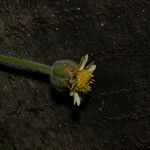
[50,54,96,106]
[70,54,96,106]
[0,54,95,107]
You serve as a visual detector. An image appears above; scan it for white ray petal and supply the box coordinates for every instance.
[79,54,88,70]
[88,64,96,72]
[74,92,81,106]
[85,61,95,69]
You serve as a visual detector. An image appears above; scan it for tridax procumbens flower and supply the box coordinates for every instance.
[0,54,96,106]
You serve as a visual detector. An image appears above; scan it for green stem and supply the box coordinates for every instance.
[0,54,52,75]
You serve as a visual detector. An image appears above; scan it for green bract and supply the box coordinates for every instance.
[50,60,77,89]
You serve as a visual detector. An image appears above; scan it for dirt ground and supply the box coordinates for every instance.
[0,0,150,150]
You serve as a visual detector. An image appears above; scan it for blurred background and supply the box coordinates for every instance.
[0,0,150,149]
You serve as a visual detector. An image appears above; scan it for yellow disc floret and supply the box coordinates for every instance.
[75,70,94,93]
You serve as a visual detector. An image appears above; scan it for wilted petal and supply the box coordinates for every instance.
[70,91,74,96]
[79,54,88,70]
[88,64,96,72]
[74,92,81,106]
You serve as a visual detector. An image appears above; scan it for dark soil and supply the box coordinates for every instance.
[0,0,150,150]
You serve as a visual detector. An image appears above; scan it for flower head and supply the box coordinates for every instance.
[50,54,96,106]
[70,54,96,106]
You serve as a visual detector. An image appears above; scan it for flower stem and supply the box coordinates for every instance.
[0,54,52,75]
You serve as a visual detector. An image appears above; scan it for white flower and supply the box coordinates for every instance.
[70,54,96,106]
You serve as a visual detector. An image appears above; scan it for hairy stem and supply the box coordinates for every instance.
[0,54,52,75]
